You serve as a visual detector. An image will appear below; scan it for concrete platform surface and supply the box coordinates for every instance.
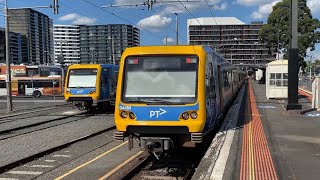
[193,80,320,180]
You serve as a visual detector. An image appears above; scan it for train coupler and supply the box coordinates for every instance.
[114,131,125,141]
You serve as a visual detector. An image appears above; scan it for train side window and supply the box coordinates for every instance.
[207,63,215,98]
[53,82,59,87]
[110,75,117,95]
[0,81,5,88]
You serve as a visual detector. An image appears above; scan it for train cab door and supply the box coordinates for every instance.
[110,69,118,99]
[206,62,216,127]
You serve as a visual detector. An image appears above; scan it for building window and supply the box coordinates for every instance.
[270,73,287,87]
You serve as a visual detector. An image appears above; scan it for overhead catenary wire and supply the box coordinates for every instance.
[204,0,217,25]
[80,0,175,45]
[177,0,201,25]
[313,0,319,8]
[60,1,97,24]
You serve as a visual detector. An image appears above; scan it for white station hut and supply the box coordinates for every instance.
[266,60,288,99]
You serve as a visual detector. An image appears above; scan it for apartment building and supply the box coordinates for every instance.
[79,24,140,64]
[188,17,274,69]
[53,25,80,65]
[8,8,54,65]
[0,29,22,64]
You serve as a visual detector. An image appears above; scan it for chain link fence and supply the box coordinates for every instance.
[298,76,312,92]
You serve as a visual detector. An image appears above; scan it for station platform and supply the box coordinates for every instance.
[193,80,320,180]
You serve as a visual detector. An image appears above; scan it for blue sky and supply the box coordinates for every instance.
[4,0,320,60]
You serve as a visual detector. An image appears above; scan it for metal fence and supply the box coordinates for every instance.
[0,80,66,113]
[298,76,312,92]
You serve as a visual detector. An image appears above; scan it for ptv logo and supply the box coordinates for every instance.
[149,108,166,118]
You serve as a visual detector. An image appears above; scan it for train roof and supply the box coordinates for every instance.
[67,64,119,69]
[123,45,243,72]
[122,45,210,56]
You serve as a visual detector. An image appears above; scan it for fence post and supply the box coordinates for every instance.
[312,77,319,110]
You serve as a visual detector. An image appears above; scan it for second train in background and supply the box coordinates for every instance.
[64,64,119,111]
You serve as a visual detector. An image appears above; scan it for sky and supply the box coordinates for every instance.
[4,0,320,60]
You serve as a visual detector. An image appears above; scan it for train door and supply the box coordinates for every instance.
[206,60,216,128]
[100,68,108,100]
[217,65,223,112]
[231,70,234,95]
[110,69,118,98]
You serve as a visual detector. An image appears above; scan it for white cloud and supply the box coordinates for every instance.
[213,2,227,10]
[59,13,78,21]
[137,15,172,32]
[236,0,275,7]
[163,37,175,45]
[58,13,96,25]
[307,0,320,17]
[250,0,281,19]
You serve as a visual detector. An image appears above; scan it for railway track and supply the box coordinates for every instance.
[0,125,116,174]
[0,104,70,120]
[105,147,203,180]
[0,112,90,141]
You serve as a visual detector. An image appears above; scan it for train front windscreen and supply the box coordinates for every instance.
[68,69,97,88]
[122,56,198,104]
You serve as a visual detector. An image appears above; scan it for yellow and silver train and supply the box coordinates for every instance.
[114,46,246,155]
[64,64,119,111]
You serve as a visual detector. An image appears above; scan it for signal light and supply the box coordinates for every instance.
[186,57,197,63]
[128,59,139,64]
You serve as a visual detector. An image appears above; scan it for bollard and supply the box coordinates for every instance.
[312,77,320,110]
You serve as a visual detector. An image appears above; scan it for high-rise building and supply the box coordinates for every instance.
[0,29,22,64]
[187,17,274,69]
[53,25,80,65]
[79,24,140,64]
[8,8,54,65]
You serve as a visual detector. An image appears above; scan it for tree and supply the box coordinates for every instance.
[259,0,320,70]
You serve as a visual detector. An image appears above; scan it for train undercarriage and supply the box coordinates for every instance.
[71,100,115,112]
[115,131,207,160]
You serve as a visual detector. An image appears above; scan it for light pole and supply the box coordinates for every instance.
[5,0,12,112]
[4,0,59,112]
[287,0,301,110]
[174,13,178,45]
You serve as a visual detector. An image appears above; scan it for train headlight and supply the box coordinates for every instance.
[129,112,136,119]
[120,111,128,118]
[181,112,189,120]
[89,91,96,94]
[66,91,71,95]
[190,111,198,119]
